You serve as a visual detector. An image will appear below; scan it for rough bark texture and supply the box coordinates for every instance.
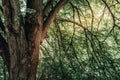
[0,0,69,80]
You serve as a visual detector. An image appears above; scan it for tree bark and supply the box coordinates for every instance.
[1,0,69,80]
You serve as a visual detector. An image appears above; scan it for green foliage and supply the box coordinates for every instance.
[37,0,120,80]
[38,25,120,80]
[26,8,37,14]
[0,0,120,80]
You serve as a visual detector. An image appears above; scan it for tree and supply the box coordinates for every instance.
[0,0,120,80]
[0,0,69,80]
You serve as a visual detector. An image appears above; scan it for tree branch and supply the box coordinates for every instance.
[43,0,69,36]
[55,18,86,29]
[101,0,116,42]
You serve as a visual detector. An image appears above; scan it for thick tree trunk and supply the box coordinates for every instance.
[2,0,43,80]
[7,21,44,80]
[7,11,43,80]
[8,32,28,80]
[7,32,42,80]
[1,0,69,80]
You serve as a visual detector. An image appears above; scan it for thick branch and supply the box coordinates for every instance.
[43,0,69,36]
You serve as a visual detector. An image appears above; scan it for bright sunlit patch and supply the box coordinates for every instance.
[73,3,113,30]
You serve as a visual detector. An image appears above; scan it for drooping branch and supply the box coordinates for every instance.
[86,0,94,30]
[101,0,116,42]
[55,18,85,29]
[55,18,101,42]
[43,0,69,37]
[101,0,115,25]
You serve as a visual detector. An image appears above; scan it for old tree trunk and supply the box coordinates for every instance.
[0,0,69,80]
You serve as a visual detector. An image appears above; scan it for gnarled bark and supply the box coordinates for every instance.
[1,0,69,80]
